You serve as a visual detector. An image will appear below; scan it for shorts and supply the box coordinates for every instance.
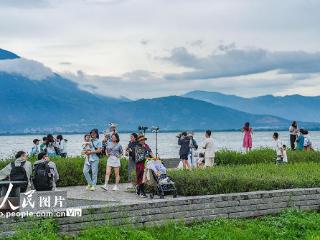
[107,156,121,168]
[180,154,188,160]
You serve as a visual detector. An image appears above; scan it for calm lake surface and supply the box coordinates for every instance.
[1,131,319,160]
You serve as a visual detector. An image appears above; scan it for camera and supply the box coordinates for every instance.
[138,125,148,132]
[151,126,160,132]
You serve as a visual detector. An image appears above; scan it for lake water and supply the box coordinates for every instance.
[0,131,319,160]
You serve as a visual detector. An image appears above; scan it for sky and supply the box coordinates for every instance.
[0,0,320,99]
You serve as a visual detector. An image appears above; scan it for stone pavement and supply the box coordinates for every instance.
[59,183,180,208]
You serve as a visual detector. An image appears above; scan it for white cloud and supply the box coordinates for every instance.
[0,58,54,80]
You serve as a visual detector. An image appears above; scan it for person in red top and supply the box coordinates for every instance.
[242,122,253,152]
[134,135,155,198]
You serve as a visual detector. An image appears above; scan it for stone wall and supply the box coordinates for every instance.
[1,188,320,236]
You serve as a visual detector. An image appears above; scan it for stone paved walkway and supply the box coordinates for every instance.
[59,183,181,207]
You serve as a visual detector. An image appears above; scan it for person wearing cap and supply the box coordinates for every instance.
[34,152,59,190]
[81,129,102,191]
[30,139,40,156]
[134,134,155,198]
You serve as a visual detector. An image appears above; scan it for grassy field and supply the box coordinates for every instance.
[8,209,320,240]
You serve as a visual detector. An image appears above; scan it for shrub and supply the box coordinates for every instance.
[169,162,320,196]
[215,148,320,165]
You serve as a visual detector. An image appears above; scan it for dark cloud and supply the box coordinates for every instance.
[162,47,320,80]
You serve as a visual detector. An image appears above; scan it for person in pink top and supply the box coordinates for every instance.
[242,122,253,152]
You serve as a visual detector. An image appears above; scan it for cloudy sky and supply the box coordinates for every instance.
[1,0,320,99]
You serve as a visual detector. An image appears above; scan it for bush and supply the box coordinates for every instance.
[215,148,320,165]
[169,162,320,196]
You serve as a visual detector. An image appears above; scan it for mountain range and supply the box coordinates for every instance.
[183,91,320,123]
[0,48,319,133]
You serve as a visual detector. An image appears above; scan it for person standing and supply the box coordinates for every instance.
[56,135,68,158]
[242,122,253,152]
[296,129,305,151]
[102,133,123,191]
[273,132,284,164]
[135,135,155,197]
[30,139,40,156]
[188,132,198,168]
[289,121,299,150]
[303,130,313,151]
[126,133,138,184]
[81,129,102,191]
[178,132,191,169]
[203,130,215,167]
[44,134,57,157]
[39,137,47,153]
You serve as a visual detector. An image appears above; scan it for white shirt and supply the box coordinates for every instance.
[283,150,288,163]
[304,136,312,147]
[203,137,215,158]
[275,139,283,156]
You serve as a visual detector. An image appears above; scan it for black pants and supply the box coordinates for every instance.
[290,134,296,150]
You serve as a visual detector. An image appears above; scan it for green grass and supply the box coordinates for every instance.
[169,162,320,196]
[6,209,320,240]
[215,148,320,165]
[0,148,319,189]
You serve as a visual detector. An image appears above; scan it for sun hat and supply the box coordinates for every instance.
[137,135,147,142]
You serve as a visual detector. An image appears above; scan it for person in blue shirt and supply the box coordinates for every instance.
[29,139,40,156]
[296,129,305,151]
[81,129,102,191]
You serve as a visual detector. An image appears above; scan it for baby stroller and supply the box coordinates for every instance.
[144,159,177,199]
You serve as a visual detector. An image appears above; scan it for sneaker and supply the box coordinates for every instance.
[86,184,92,190]
[101,185,108,191]
[90,185,96,191]
[112,185,119,191]
[139,193,147,198]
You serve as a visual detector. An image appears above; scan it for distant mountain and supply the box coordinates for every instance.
[0,49,319,133]
[107,96,299,131]
[184,91,320,123]
[0,49,20,60]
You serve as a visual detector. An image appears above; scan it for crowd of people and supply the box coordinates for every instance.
[29,134,68,158]
[80,124,157,198]
[0,121,316,197]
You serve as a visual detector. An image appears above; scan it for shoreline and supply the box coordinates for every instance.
[1,128,320,136]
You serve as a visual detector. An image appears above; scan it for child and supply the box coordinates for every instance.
[273,132,284,164]
[82,134,92,163]
[303,130,313,151]
[197,152,205,168]
[282,145,288,163]
[242,122,253,152]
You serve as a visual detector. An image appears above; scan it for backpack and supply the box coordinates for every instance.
[135,145,149,163]
[32,162,53,191]
[9,161,28,193]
